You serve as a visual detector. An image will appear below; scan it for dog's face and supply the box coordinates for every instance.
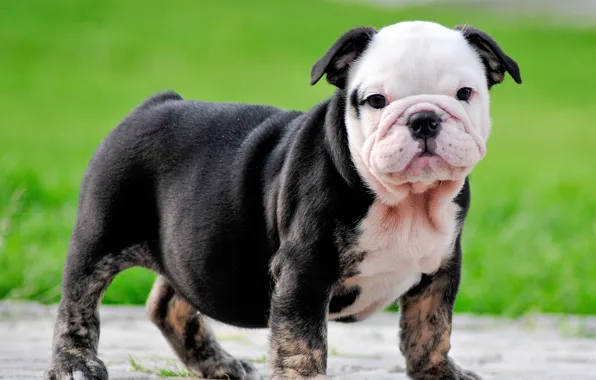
[312,21,521,203]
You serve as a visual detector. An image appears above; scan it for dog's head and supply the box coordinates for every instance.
[312,21,521,204]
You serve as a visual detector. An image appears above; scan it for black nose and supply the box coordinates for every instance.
[407,111,442,140]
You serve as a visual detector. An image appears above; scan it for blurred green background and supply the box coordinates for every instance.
[1,0,595,316]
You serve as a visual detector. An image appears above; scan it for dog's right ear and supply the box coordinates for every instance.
[310,27,377,89]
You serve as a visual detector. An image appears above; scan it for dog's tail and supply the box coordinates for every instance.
[134,90,184,112]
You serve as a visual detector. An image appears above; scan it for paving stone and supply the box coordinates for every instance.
[0,302,595,379]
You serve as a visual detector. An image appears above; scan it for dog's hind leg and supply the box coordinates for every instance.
[146,276,261,380]
[45,132,162,379]
[45,177,159,380]
[45,239,156,380]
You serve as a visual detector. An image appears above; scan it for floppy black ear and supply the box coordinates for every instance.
[455,25,522,88]
[310,26,377,89]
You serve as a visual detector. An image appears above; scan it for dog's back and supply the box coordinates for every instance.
[73,91,302,327]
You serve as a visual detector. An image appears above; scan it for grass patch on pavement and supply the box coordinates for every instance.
[128,356,194,378]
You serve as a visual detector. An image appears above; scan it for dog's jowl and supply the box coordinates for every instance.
[46,21,521,380]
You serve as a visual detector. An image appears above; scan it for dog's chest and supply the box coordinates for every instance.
[356,199,459,276]
[329,198,459,320]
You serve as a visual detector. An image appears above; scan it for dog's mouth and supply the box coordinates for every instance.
[419,138,437,157]
[392,152,447,182]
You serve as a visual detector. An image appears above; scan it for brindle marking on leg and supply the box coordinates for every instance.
[146,276,259,380]
[47,245,155,380]
[334,225,366,280]
[398,255,481,380]
[268,272,329,380]
[400,279,451,373]
[268,322,327,380]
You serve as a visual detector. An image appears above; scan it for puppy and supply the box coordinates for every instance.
[45,21,521,380]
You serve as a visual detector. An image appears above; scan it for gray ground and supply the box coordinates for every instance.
[1,302,595,379]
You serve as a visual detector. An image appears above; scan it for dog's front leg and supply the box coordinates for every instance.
[268,259,332,380]
[399,237,481,380]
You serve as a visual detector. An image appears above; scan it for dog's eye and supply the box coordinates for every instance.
[365,94,387,109]
[456,87,473,101]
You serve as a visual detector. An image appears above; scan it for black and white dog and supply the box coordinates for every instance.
[46,21,521,380]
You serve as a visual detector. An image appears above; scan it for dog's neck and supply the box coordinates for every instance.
[323,90,369,191]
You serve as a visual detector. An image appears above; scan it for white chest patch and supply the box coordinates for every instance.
[329,195,460,321]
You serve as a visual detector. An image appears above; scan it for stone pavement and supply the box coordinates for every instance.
[1,302,595,380]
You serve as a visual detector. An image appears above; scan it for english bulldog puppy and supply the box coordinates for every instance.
[46,21,521,380]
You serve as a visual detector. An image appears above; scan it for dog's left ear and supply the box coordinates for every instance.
[310,26,377,89]
[455,25,522,88]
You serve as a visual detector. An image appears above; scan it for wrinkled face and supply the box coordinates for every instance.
[345,22,491,202]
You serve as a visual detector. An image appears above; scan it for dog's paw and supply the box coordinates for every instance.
[239,360,263,380]
[45,354,108,380]
[458,368,482,380]
[194,357,261,380]
[410,360,481,380]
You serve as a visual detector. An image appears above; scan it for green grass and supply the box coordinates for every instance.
[128,356,194,377]
[0,0,595,316]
